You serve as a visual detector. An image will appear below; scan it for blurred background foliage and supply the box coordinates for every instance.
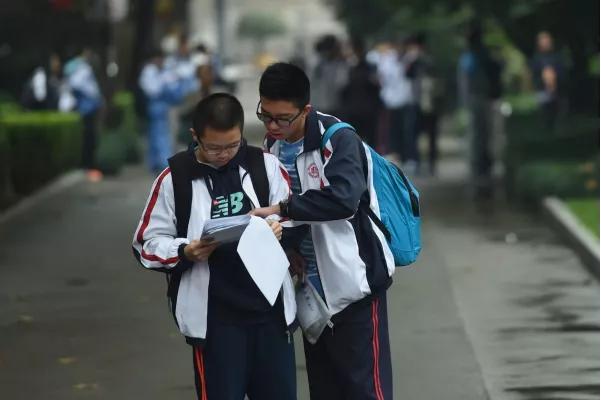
[0,0,597,224]
[331,0,599,112]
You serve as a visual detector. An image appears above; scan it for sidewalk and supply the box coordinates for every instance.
[415,155,599,400]
[0,132,597,399]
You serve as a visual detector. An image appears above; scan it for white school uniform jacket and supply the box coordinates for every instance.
[265,110,396,318]
[132,149,296,345]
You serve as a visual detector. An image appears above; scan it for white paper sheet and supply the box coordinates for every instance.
[237,216,290,305]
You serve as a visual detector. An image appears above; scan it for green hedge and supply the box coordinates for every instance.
[0,112,82,195]
[504,110,599,200]
[506,110,598,151]
[515,160,599,202]
[95,91,141,175]
[0,90,143,207]
[0,127,15,208]
[0,102,21,116]
[96,133,127,176]
[111,91,141,163]
[505,93,538,114]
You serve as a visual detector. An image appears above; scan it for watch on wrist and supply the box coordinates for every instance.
[279,199,289,218]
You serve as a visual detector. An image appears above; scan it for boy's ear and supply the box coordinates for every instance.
[190,128,198,142]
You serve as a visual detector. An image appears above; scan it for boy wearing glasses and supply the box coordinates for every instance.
[133,93,297,400]
[251,63,395,400]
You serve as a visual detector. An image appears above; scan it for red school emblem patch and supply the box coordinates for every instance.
[308,163,320,178]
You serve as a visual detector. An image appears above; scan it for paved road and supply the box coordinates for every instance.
[422,159,599,400]
[0,138,597,399]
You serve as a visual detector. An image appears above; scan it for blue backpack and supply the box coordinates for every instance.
[321,122,421,266]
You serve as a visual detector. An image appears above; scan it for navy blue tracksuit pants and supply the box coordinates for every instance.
[303,292,393,400]
[192,318,296,400]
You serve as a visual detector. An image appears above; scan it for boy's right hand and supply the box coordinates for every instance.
[184,238,219,262]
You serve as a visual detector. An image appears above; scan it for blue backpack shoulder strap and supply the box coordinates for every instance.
[320,122,355,151]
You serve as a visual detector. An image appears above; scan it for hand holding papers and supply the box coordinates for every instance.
[200,215,289,305]
[237,216,290,305]
[201,215,251,244]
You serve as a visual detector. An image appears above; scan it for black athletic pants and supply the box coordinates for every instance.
[303,292,393,400]
[193,318,296,400]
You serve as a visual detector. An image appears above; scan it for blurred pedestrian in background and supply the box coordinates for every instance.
[457,22,503,199]
[165,33,200,148]
[401,36,423,175]
[407,34,443,176]
[530,31,566,130]
[373,39,413,160]
[64,47,103,181]
[139,48,196,174]
[191,43,215,99]
[311,34,349,116]
[339,37,382,148]
[21,53,64,111]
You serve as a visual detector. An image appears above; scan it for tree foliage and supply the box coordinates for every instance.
[237,12,287,41]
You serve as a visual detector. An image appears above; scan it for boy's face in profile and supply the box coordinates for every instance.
[258,97,309,142]
[192,125,242,168]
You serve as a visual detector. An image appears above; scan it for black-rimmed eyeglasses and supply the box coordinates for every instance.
[197,140,241,156]
[256,101,303,128]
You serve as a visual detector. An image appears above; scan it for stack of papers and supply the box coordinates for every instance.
[201,215,251,244]
[200,215,290,306]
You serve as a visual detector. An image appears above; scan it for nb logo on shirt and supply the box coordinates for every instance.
[211,192,244,218]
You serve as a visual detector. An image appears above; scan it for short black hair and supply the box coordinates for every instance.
[192,93,244,137]
[259,62,310,108]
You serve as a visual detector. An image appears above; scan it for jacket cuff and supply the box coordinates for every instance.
[177,243,194,270]
[286,194,299,220]
[279,199,289,218]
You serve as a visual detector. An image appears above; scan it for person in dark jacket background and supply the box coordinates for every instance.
[339,37,382,148]
[530,30,566,130]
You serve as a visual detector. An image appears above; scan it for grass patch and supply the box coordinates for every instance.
[566,198,600,237]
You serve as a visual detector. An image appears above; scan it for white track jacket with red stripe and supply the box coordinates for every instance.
[132,152,296,342]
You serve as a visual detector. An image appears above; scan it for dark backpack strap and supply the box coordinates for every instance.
[245,145,270,208]
[366,207,391,241]
[393,164,420,217]
[168,151,193,237]
[165,151,194,306]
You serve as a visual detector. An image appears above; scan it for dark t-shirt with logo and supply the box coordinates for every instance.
[197,145,283,324]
